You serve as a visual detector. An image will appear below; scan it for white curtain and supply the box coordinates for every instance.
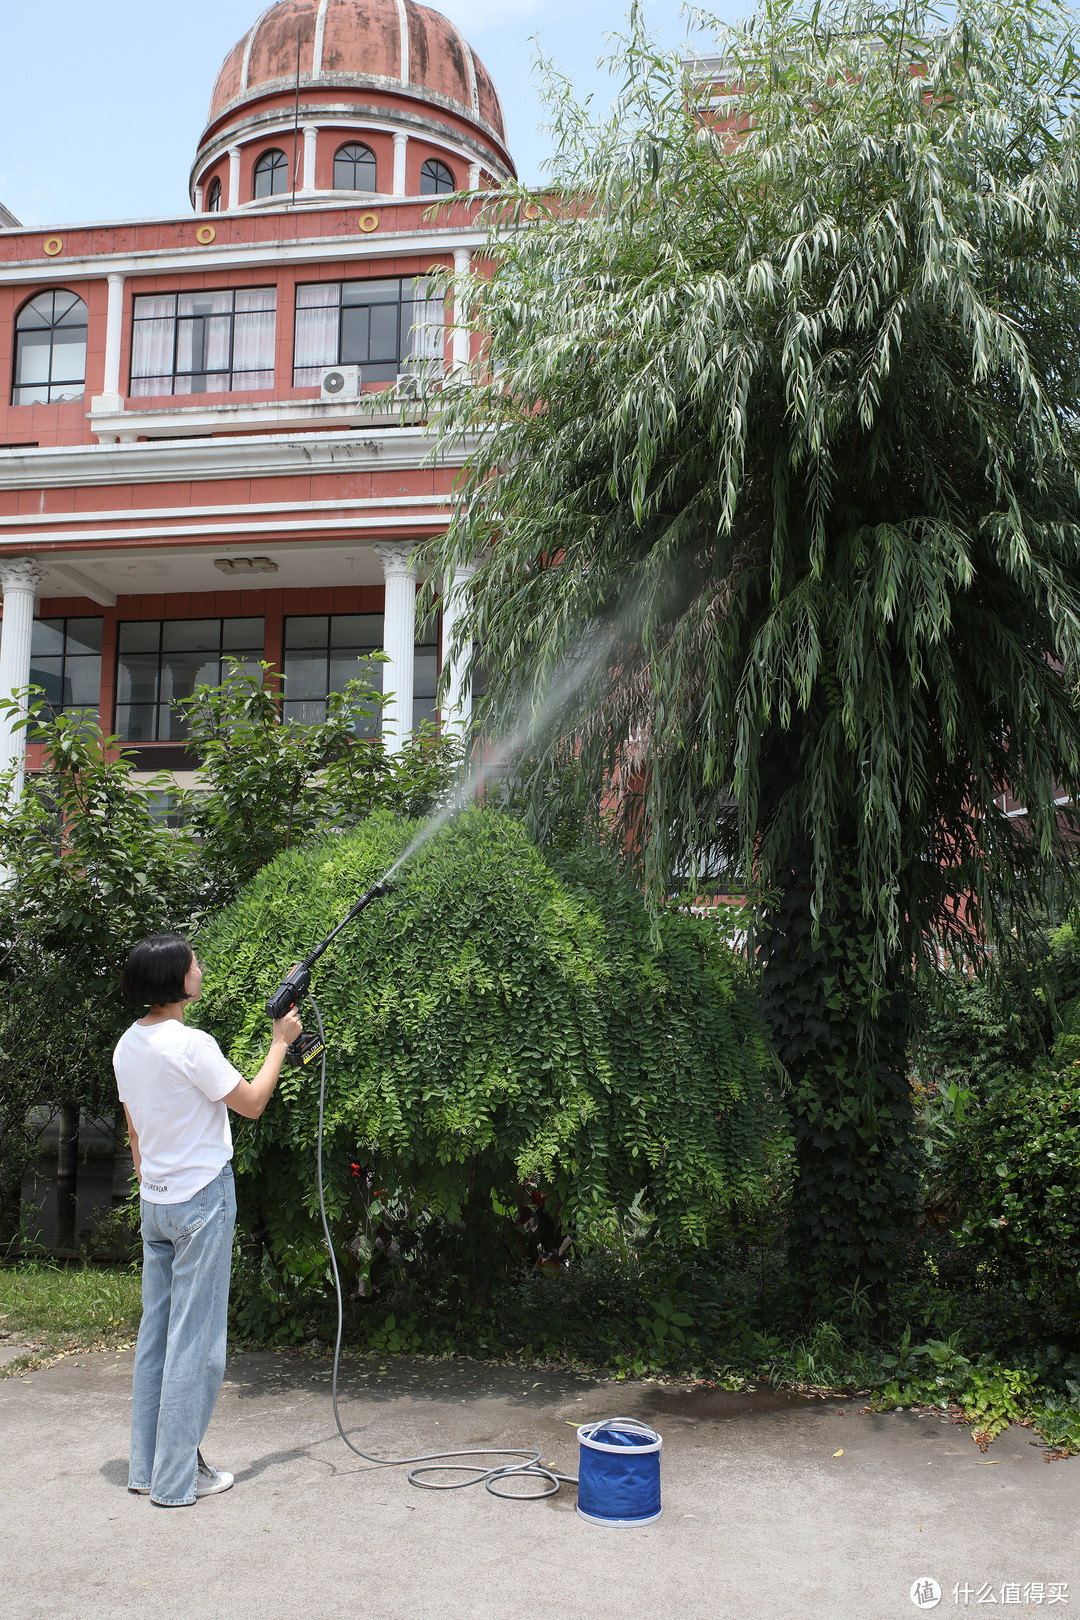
[130,295,176,396]
[406,279,444,366]
[232,288,276,387]
[294,284,340,384]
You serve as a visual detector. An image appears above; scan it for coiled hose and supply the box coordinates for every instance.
[310,994,578,1500]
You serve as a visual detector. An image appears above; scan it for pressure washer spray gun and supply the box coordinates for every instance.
[264,879,389,1068]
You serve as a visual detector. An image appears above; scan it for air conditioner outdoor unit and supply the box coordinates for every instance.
[393,372,423,400]
[320,365,360,400]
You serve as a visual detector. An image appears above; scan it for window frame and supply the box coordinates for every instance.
[206,176,222,212]
[282,612,439,733]
[11,289,89,407]
[419,158,455,196]
[29,615,103,719]
[333,141,377,192]
[113,616,266,743]
[128,286,277,398]
[253,148,289,199]
[291,275,444,386]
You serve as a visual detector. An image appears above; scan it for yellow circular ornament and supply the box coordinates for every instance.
[196,224,217,244]
[43,237,63,256]
[358,212,379,233]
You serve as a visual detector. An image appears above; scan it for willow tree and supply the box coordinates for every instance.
[425,0,1080,1303]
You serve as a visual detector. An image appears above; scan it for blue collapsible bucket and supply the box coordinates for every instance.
[576,1417,662,1527]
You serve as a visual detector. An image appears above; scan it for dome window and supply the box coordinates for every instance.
[420,159,455,196]
[334,142,377,193]
[253,149,289,199]
[12,289,88,406]
[206,177,222,212]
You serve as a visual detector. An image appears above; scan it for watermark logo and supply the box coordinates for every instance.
[910,1579,1070,1607]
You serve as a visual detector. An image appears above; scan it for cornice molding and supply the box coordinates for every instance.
[0,225,490,284]
[0,494,446,530]
[0,512,449,554]
[200,71,509,161]
[0,427,477,491]
[87,395,434,444]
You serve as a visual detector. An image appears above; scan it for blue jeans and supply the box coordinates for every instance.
[129,1164,235,1506]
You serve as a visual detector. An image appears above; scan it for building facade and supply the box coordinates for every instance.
[0,0,513,790]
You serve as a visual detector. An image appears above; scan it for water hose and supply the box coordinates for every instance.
[309,992,578,1501]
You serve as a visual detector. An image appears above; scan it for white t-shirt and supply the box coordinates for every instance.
[113,1018,243,1204]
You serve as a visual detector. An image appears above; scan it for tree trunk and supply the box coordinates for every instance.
[758,844,917,1319]
[55,1101,80,1252]
[0,1164,20,1249]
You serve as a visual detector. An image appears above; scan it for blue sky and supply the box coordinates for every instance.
[1,0,746,229]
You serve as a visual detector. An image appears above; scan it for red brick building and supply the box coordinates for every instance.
[0,0,514,790]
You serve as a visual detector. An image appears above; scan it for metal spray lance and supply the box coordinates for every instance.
[264,880,388,1067]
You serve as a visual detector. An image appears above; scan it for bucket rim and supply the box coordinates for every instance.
[577,1417,662,1454]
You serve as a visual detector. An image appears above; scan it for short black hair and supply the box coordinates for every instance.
[122,934,194,1009]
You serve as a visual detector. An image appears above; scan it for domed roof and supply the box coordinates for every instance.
[206,0,507,146]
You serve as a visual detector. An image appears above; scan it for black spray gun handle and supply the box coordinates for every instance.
[264,881,388,1069]
[265,964,311,1022]
[265,965,321,1069]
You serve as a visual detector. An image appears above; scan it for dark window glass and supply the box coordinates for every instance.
[130,287,276,397]
[114,617,264,742]
[12,290,88,406]
[420,158,454,195]
[282,612,438,735]
[206,177,222,212]
[293,277,443,386]
[411,608,440,731]
[30,616,102,719]
[334,142,377,192]
[253,149,289,199]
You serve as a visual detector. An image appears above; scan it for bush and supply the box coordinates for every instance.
[938,1058,1080,1330]
[192,808,776,1296]
[1048,918,1080,1061]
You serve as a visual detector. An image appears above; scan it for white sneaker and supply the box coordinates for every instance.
[195,1450,234,1498]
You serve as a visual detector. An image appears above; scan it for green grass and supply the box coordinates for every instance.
[0,1263,142,1372]
[4,1257,1080,1460]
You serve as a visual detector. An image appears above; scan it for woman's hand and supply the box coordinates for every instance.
[225,1005,307,1120]
[272,1008,303,1047]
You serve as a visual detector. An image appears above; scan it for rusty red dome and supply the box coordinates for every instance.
[205,0,507,147]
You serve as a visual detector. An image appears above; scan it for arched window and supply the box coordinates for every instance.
[420,158,455,196]
[253,149,289,199]
[334,142,377,192]
[206,176,222,212]
[12,290,88,406]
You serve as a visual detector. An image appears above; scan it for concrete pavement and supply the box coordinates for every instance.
[1,1348,1076,1619]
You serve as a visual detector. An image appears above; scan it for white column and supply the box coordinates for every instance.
[194,184,205,213]
[374,542,417,754]
[0,559,46,799]
[392,132,408,196]
[90,273,125,415]
[440,560,476,735]
[452,247,471,370]
[302,124,319,191]
[228,145,242,210]
[467,162,480,190]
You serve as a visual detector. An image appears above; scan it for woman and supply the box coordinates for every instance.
[114,932,301,1507]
